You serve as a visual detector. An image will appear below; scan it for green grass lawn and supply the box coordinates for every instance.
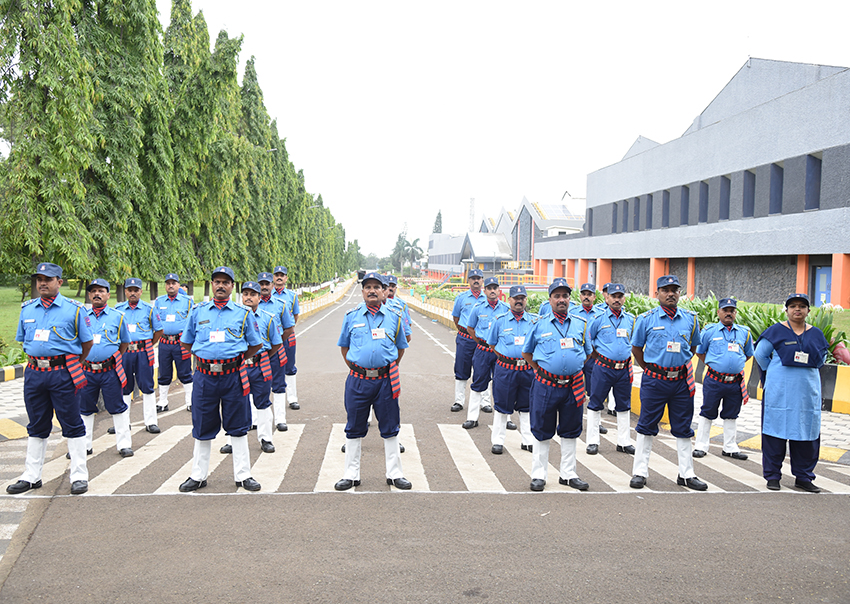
[834,309,850,336]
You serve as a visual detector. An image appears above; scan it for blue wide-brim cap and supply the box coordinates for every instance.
[124,278,142,288]
[362,272,382,284]
[785,293,810,306]
[387,275,398,284]
[468,269,484,278]
[33,262,62,278]
[608,283,626,294]
[241,281,261,293]
[657,275,680,288]
[484,277,499,287]
[164,273,180,282]
[719,298,737,308]
[211,267,235,281]
[273,266,287,274]
[257,272,273,282]
[580,283,595,292]
[548,279,571,295]
[602,282,612,290]
[88,278,110,291]
[509,285,527,297]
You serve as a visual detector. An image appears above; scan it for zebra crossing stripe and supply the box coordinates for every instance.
[396,424,429,492]
[438,424,505,493]
[156,432,230,494]
[38,426,146,487]
[499,429,573,492]
[315,424,349,492]
[86,426,192,495]
[249,424,304,492]
[651,436,721,491]
[579,433,640,493]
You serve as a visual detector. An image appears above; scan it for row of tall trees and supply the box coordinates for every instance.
[0,0,358,287]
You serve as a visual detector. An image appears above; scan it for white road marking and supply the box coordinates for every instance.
[438,424,504,492]
[409,317,455,358]
[652,436,722,491]
[500,428,572,492]
[314,424,350,492]
[249,424,304,492]
[397,423,429,492]
[297,287,359,336]
[156,431,229,494]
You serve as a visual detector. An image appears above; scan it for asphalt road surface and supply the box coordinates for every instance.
[0,287,848,603]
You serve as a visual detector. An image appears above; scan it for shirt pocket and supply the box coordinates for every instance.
[537,333,561,355]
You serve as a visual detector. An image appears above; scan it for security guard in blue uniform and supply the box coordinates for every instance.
[116,278,163,433]
[450,268,484,412]
[155,273,194,413]
[487,285,536,454]
[272,266,301,410]
[462,277,508,428]
[258,272,295,431]
[693,298,754,460]
[571,283,607,436]
[586,283,635,455]
[79,279,134,458]
[8,263,93,495]
[385,275,412,342]
[335,272,410,491]
[522,278,592,492]
[630,275,706,490]
[178,267,263,492]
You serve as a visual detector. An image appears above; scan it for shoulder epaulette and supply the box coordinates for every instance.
[68,299,85,308]
[21,298,38,308]
[494,311,509,320]
[196,300,212,308]
[233,303,250,312]
[259,309,275,319]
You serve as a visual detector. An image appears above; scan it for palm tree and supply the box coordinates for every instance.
[405,238,423,276]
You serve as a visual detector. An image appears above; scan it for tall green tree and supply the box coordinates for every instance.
[433,210,442,233]
[0,0,96,275]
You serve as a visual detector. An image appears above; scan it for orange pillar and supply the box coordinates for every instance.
[796,254,809,294]
[566,259,576,288]
[553,259,565,279]
[596,258,612,291]
[687,257,696,299]
[649,258,668,293]
[577,259,590,286]
[832,253,850,309]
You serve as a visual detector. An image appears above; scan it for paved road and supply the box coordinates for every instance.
[0,287,848,603]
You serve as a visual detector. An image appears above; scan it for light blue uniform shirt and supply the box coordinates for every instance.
[115,300,163,343]
[17,294,93,356]
[338,305,408,368]
[464,299,509,342]
[588,307,636,362]
[451,290,484,325]
[154,293,194,336]
[85,307,131,362]
[386,297,411,337]
[253,308,283,352]
[258,296,295,331]
[522,313,591,376]
[697,323,754,374]
[488,311,536,358]
[181,300,262,360]
[570,303,603,324]
[272,288,300,321]
[630,306,700,367]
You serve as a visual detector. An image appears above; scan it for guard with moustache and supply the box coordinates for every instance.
[155,273,194,412]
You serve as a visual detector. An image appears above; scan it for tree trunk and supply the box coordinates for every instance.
[83,280,92,305]
[149,281,158,301]
[116,285,126,303]
[187,280,194,296]
[204,281,210,300]
[30,275,37,300]
[76,279,84,298]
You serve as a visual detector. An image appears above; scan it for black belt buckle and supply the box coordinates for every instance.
[88,362,103,371]
[36,359,51,369]
[128,343,140,351]
[366,369,379,378]
[516,359,526,367]
[666,370,681,379]
[556,378,568,386]
[614,361,626,370]
[209,362,223,373]
[723,375,735,382]
[244,359,255,366]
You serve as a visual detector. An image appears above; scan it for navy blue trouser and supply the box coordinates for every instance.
[343,374,400,439]
[270,350,287,394]
[80,369,126,415]
[636,375,694,438]
[589,363,631,412]
[24,368,85,439]
[122,350,154,395]
[470,346,496,393]
[582,356,594,399]
[492,364,532,415]
[762,433,819,482]
[529,379,584,441]
[158,342,193,385]
[190,370,250,440]
[453,334,476,380]
[283,338,297,376]
[246,363,272,410]
[699,374,743,420]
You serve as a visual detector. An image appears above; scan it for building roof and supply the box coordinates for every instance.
[461,232,513,261]
[516,196,584,231]
[622,135,660,160]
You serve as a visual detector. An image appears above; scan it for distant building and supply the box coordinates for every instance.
[533,58,850,307]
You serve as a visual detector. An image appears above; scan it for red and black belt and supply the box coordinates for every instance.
[348,362,401,399]
[160,333,182,344]
[196,355,249,395]
[456,326,474,340]
[706,366,742,383]
[244,350,273,382]
[534,366,585,405]
[82,357,116,372]
[595,354,630,371]
[27,354,87,390]
[126,339,151,352]
[644,361,695,396]
[27,355,67,370]
[494,351,530,371]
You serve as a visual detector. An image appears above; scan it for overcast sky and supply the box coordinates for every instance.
[154,0,850,257]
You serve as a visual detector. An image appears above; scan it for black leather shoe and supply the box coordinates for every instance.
[289,401,300,410]
[722,451,748,460]
[399,443,405,453]
[450,403,463,412]
[119,448,134,458]
[616,445,636,455]
[107,426,115,435]
[156,404,168,412]
[521,444,533,453]
[70,480,88,495]
[179,478,207,492]
[462,420,478,429]
[599,425,608,435]
[560,477,589,491]
[606,409,617,416]
[387,477,412,490]
[236,477,261,491]
[66,449,93,459]
[491,444,503,455]
[220,444,232,454]
[586,444,599,455]
[341,444,346,453]
[276,423,288,432]
[249,425,257,431]
[692,449,707,458]
[629,475,646,489]
[530,478,545,491]
[794,479,821,493]
[146,424,160,434]
[481,405,493,413]
[6,480,42,494]
[677,476,708,491]
[506,420,517,430]
[766,479,781,491]
[261,440,275,453]
[334,478,360,491]
[186,405,191,411]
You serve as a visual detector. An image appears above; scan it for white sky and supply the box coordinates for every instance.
[154,0,850,257]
